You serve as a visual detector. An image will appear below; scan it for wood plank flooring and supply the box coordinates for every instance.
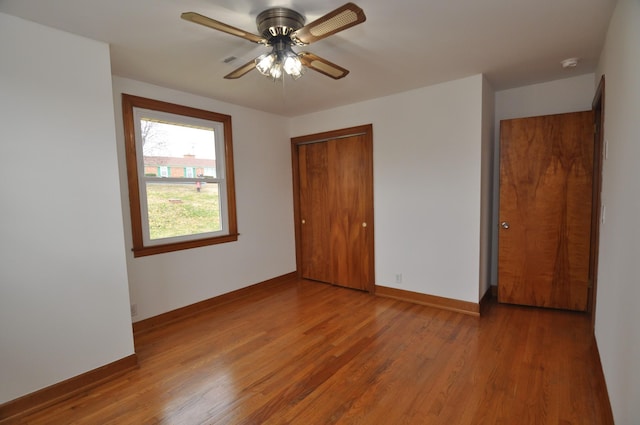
[12,278,613,424]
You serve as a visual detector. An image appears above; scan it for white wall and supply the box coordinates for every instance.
[112,77,296,322]
[594,1,640,423]
[0,13,134,403]
[495,73,596,123]
[491,74,596,285]
[291,75,486,303]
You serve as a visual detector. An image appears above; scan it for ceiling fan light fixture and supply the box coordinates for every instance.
[269,62,283,79]
[255,42,304,81]
[283,53,303,79]
[256,53,275,75]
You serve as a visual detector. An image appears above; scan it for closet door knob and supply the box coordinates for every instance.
[501,221,510,229]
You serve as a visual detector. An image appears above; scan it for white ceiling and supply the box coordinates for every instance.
[0,0,616,117]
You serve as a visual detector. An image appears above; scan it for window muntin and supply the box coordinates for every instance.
[122,94,237,257]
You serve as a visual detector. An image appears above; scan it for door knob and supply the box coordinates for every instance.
[301,219,306,224]
[501,221,510,229]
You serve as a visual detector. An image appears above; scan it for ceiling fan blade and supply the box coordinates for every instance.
[299,52,349,79]
[181,12,266,44]
[224,59,257,79]
[292,3,366,45]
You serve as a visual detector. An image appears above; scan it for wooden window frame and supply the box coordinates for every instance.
[122,94,238,257]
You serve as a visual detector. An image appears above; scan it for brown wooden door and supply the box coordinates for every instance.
[498,111,594,311]
[328,135,373,290]
[298,142,332,283]
[295,126,374,292]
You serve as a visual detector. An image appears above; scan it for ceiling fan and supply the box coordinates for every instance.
[181,3,366,81]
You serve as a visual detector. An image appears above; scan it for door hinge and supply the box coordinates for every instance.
[588,278,594,289]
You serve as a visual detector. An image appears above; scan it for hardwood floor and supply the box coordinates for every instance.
[13,278,613,424]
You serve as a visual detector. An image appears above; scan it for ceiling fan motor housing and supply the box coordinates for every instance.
[256,8,305,39]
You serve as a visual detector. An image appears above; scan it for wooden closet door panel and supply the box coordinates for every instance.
[328,135,372,291]
[299,143,332,283]
[498,111,593,311]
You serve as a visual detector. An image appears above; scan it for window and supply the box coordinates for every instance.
[122,94,238,257]
[204,167,216,177]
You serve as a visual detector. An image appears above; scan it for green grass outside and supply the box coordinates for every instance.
[146,182,221,240]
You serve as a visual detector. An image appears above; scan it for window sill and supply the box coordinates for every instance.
[132,233,239,257]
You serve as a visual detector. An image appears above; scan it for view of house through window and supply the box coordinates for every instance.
[140,118,221,240]
[122,94,237,257]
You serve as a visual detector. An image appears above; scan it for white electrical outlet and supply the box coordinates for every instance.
[395,273,402,284]
[130,304,138,317]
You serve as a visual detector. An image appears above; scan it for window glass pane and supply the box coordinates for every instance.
[204,167,216,178]
[145,181,222,240]
[141,119,216,179]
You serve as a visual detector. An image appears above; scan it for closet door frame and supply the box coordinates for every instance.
[291,124,375,293]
